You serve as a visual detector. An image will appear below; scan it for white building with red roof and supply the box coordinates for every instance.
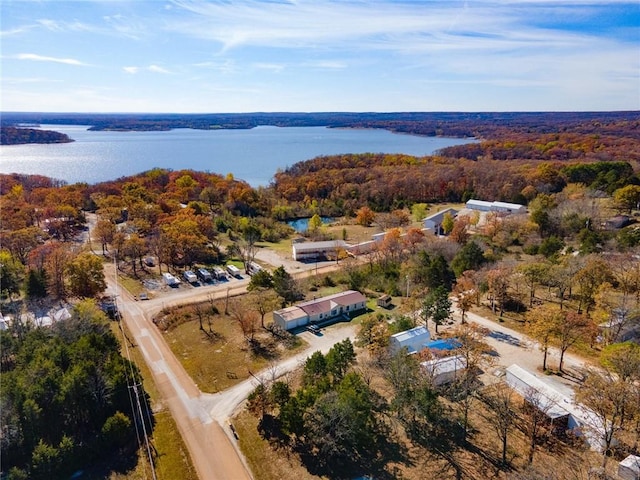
[273,290,367,331]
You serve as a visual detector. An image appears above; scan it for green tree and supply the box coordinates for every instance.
[304,372,381,467]
[441,211,455,234]
[25,268,47,299]
[451,240,485,277]
[0,249,24,299]
[424,253,455,291]
[66,253,106,298]
[272,265,303,306]
[386,350,440,431]
[308,213,323,231]
[613,184,640,213]
[421,286,452,333]
[302,351,329,390]
[247,269,273,291]
[325,338,356,383]
[538,235,564,259]
[101,411,133,449]
[411,203,428,222]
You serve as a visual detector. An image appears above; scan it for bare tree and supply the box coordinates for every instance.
[577,368,634,468]
[447,323,492,440]
[480,382,517,465]
[228,297,259,344]
[519,386,555,465]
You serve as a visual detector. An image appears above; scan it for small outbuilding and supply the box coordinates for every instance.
[389,326,431,355]
[377,294,393,308]
[421,355,467,386]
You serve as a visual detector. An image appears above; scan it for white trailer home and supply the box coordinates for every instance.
[505,364,610,452]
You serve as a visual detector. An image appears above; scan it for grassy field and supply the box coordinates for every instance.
[160,300,307,393]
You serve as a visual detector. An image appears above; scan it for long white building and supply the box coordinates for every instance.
[466,199,526,214]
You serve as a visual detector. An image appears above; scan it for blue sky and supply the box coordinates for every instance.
[1,0,638,113]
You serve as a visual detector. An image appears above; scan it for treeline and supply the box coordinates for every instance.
[272,153,638,213]
[0,301,145,479]
[2,111,637,137]
[0,127,73,145]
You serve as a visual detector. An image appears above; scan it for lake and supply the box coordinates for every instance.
[0,125,476,186]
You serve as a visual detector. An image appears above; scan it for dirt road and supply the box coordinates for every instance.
[106,264,252,480]
[105,254,358,480]
[447,305,590,395]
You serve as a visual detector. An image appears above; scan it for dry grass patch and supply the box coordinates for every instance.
[234,411,325,480]
[157,299,306,393]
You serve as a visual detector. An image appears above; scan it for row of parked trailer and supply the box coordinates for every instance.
[163,265,247,287]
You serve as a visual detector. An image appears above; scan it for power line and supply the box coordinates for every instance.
[113,257,157,480]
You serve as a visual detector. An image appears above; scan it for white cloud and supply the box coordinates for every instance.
[15,53,87,66]
[148,64,171,74]
[123,65,172,74]
[302,60,347,70]
[253,62,285,72]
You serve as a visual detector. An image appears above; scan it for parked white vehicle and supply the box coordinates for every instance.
[162,272,180,286]
[226,264,241,278]
[183,270,198,284]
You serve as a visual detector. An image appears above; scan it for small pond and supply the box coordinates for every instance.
[287,217,335,233]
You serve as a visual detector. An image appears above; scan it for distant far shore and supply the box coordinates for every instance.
[1,111,637,139]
